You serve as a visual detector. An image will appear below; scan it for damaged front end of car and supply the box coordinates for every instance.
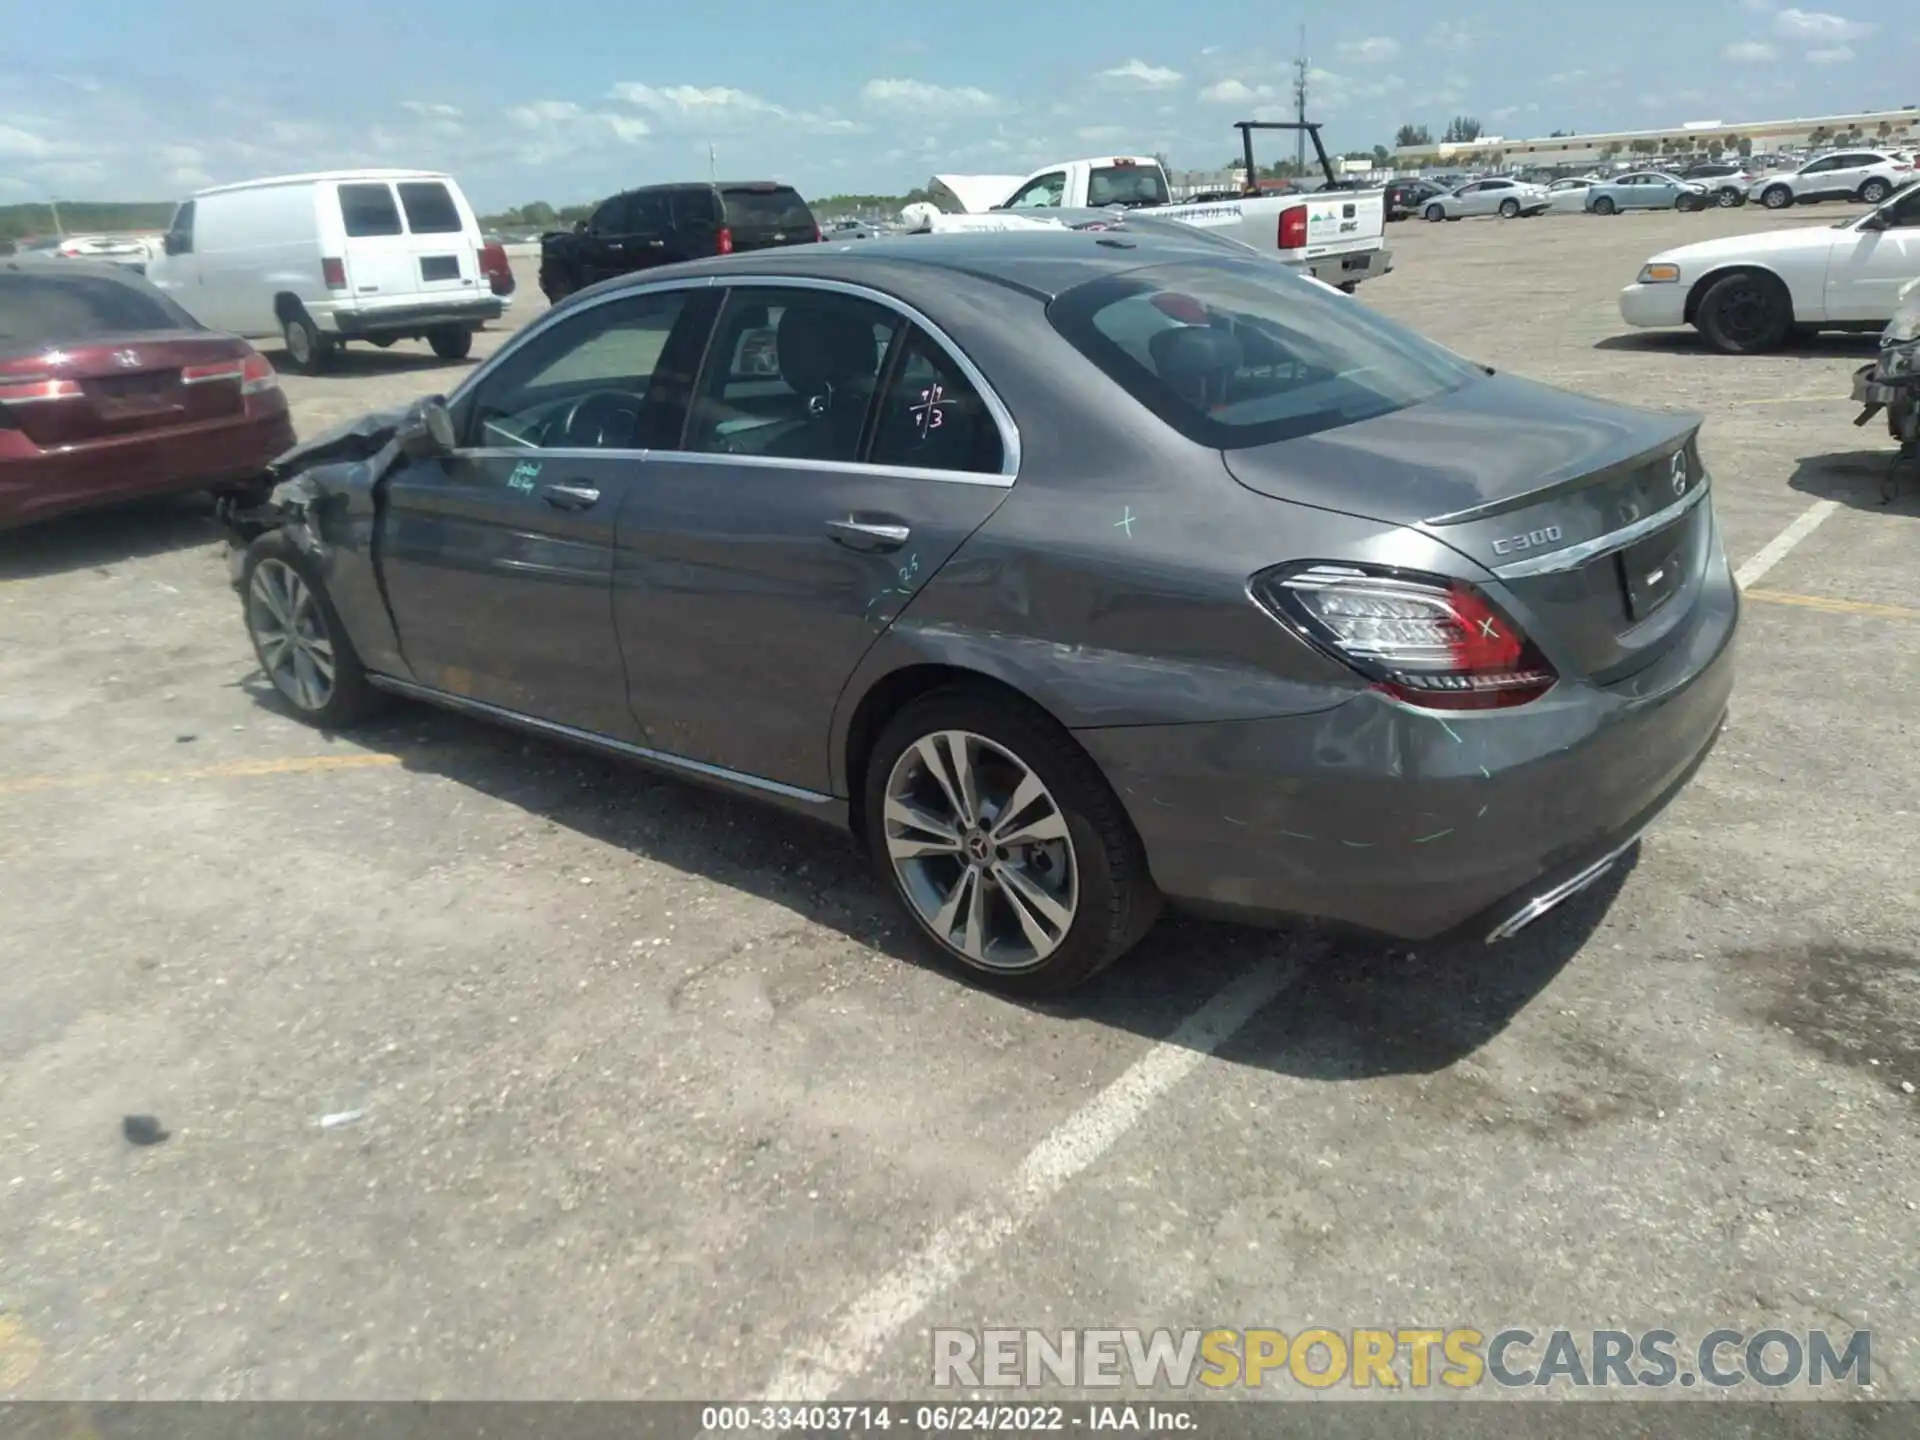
[216,396,455,588]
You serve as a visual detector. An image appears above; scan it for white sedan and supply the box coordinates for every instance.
[1418,177,1551,221]
[1617,180,1920,353]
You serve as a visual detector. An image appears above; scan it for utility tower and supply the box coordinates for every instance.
[1292,25,1309,174]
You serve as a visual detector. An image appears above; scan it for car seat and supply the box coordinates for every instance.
[772,304,882,459]
[1148,324,1243,412]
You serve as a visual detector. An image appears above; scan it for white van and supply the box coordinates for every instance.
[148,169,511,375]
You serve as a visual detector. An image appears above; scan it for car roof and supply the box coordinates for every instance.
[193,168,454,196]
[589,228,1251,302]
[618,180,800,195]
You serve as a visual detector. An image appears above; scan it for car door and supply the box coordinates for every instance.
[1824,183,1920,321]
[377,284,714,739]
[611,282,1017,795]
[1793,156,1841,200]
[576,193,636,286]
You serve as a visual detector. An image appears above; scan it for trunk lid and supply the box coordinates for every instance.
[1222,372,1710,684]
[333,179,481,303]
[0,332,252,447]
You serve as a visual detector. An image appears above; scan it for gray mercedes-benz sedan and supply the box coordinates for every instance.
[232,227,1738,994]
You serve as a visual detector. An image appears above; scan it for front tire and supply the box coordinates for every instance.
[1675,193,1703,213]
[1761,184,1793,210]
[241,533,381,728]
[864,687,1160,996]
[429,326,473,360]
[1498,198,1520,219]
[280,309,335,376]
[1695,271,1793,355]
[1859,178,1892,206]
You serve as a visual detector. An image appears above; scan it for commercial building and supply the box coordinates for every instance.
[1393,108,1920,167]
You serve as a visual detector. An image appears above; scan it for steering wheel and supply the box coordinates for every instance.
[548,390,641,449]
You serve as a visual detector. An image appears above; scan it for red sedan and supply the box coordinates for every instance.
[0,257,294,530]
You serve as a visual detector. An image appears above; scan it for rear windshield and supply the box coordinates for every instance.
[721,186,815,230]
[338,183,404,238]
[1087,164,1171,209]
[1048,259,1484,449]
[397,181,464,235]
[0,269,201,355]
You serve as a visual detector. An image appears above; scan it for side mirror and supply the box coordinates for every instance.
[574,218,589,233]
[398,397,456,458]
[1858,211,1890,231]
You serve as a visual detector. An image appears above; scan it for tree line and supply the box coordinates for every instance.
[0,201,174,242]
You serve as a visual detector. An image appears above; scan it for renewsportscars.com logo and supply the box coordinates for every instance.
[932,1328,1873,1391]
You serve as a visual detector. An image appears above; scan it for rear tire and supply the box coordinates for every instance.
[1716,186,1742,208]
[1424,204,1445,222]
[863,686,1160,996]
[539,264,574,304]
[240,532,382,728]
[1761,184,1793,210]
[1593,196,1617,215]
[1695,271,1793,355]
[280,310,334,376]
[429,327,473,360]
[1858,178,1892,206]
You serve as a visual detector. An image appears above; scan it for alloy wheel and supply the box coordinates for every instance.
[248,558,336,712]
[883,729,1079,974]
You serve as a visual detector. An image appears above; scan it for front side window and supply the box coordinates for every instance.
[589,195,630,234]
[1879,184,1920,229]
[1048,258,1485,450]
[468,290,695,450]
[397,182,463,235]
[1003,173,1066,209]
[165,200,195,254]
[686,287,898,463]
[338,183,403,238]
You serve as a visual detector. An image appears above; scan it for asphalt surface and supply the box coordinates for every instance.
[0,205,1915,1405]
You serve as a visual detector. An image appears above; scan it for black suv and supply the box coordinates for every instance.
[539,182,820,303]
[1384,179,1447,221]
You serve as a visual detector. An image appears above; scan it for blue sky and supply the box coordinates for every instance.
[1,0,1908,210]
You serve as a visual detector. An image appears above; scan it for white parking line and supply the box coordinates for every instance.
[1735,499,1838,589]
[754,945,1313,1405]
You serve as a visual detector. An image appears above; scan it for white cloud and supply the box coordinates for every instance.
[1076,124,1128,142]
[1723,40,1778,61]
[1804,44,1856,63]
[610,83,784,119]
[401,101,463,119]
[0,124,54,159]
[1198,78,1276,105]
[1773,7,1874,40]
[1101,58,1182,87]
[1337,36,1401,64]
[859,78,1005,115]
[508,100,583,128]
[1427,21,1484,52]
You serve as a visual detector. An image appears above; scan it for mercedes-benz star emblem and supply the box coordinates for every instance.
[1670,450,1688,495]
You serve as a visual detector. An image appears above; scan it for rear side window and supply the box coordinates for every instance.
[673,188,719,227]
[338,183,403,237]
[721,186,815,230]
[1087,164,1170,208]
[1048,259,1484,450]
[397,182,464,235]
[0,270,201,355]
[166,200,195,254]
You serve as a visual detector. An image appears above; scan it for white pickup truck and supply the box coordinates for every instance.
[927,128,1392,291]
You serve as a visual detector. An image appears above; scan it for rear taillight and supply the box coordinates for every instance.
[322,256,347,289]
[813,225,824,243]
[0,376,84,404]
[1277,205,1308,250]
[240,350,278,396]
[1254,563,1558,710]
[478,241,514,295]
[716,225,734,255]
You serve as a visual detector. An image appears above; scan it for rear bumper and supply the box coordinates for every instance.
[1074,529,1739,941]
[1619,282,1688,329]
[319,299,504,337]
[1303,247,1393,287]
[0,409,295,530]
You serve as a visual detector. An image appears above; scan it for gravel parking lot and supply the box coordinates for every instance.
[1,206,1915,1403]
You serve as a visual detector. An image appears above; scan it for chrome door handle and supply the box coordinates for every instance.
[541,482,601,510]
[826,517,910,552]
